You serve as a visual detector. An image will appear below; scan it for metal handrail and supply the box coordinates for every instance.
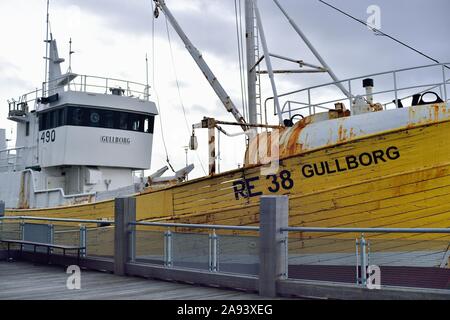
[282,227,450,234]
[0,216,114,224]
[278,62,450,100]
[283,100,333,118]
[283,82,446,114]
[267,62,450,117]
[3,215,449,234]
[11,73,151,109]
[3,216,448,233]
[0,146,25,154]
[131,221,259,231]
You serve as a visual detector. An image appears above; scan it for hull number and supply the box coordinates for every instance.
[40,130,56,143]
[232,146,400,200]
[233,170,294,200]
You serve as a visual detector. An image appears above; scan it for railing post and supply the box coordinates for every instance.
[208,232,212,271]
[393,71,399,108]
[209,229,218,272]
[0,200,4,217]
[20,221,24,240]
[164,228,173,267]
[114,196,136,276]
[129,225,136,263]
[79,225,87,257]
[355,238,360,284]
[48,224,54,244]
[360,234,367,286]
[259,195,289,298]
[442,65,448,103]
[348,80,352,109]
[281,236,288,278]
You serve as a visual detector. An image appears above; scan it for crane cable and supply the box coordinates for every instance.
[163,16,207,175]
[318,0,449,70]
[150,0,176,173]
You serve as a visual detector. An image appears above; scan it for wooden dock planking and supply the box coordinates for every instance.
[0,261,276,300]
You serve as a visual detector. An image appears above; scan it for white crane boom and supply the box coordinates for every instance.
[154,0,248,132]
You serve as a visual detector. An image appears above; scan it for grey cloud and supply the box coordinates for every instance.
[188,102,226,118]
[0,58,35,94]
[44,0,450,113]
[55,0,240,58]
[0,59,20,74]
[53,0,449,84]
[0,77,33,91]
[170,79,189,89]
[190,103,209,114]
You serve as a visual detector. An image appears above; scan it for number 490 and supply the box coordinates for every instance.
[40,130,56,143]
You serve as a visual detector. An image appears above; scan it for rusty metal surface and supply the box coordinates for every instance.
[244,102,450,164]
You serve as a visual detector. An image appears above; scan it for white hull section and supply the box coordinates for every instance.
[0,168,142,209]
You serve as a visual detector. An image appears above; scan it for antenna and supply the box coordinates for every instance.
[68,37,75,73]
[145,53,150,100]
[43,0,50,94]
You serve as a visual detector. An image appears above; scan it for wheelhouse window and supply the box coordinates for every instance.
[57,108,66,127]
[119,112,128,130]
[69,107,85,126]
[38,105,155,134]
[104,111,114,129]
[89,110,101,127]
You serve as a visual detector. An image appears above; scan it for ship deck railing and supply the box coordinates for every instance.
[267,62,450,119]
[8,73,151,112]
[1,196,450,299]
[0,146,25,172]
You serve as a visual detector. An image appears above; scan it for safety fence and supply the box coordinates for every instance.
[1,196,449,299]
[0,217,114,258]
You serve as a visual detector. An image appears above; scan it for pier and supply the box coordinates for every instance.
[1,196,449,300]
[0,261,268,300]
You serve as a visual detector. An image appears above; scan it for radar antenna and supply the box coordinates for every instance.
[68,37,75,73]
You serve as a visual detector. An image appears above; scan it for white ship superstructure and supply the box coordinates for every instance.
[0,37,158,209]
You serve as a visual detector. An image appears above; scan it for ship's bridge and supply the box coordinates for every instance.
[32,74,158,170]
[1,38,163,208]
[7,73,158,171]
[3,72,159,207]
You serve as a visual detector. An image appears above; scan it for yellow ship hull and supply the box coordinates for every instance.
[6,118,450,244]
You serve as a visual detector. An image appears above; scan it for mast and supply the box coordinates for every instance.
[253,0,283,124]
[43,0,50,95]
[245,0,257,126]
[153,0,248,133]
[68,38,74,73]
[145,53,150,101]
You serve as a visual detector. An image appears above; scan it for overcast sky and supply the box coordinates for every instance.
[0,0,449,178]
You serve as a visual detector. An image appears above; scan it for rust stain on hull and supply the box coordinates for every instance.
[18,172,29,209]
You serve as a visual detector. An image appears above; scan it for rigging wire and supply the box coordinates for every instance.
[163,15,207,175]
[238,0,253,149]
[234,0,248,121]
[318,0,449,70]
[164,18,190,135]
[238,0,248,120]
[150,0,176,173]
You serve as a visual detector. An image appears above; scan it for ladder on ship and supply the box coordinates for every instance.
[252,9,264,126]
